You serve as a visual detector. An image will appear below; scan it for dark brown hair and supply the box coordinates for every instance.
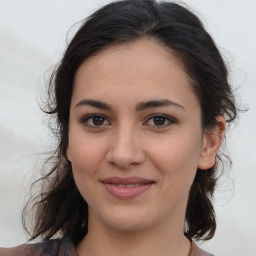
[23,0,237,245]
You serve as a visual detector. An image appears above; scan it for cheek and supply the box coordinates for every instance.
[69,137,106,206]
[69,130,105,165]
[68,135,107,187]
[147,131,202,186]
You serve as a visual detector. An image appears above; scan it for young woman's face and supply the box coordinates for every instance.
[67,39,213,233]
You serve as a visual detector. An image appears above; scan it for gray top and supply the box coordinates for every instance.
[0,237,214,256]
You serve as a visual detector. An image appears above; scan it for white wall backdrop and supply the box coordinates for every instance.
[0,0,256,255]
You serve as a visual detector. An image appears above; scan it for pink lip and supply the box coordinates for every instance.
[101,176,155,199]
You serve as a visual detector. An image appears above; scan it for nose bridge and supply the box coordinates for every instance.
[106,122,145,168]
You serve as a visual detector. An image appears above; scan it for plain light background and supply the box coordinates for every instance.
[0,0,256,255]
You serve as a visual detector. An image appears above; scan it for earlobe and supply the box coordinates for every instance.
[198,115,225,170]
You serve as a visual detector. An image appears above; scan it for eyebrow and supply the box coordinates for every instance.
[136,99,185,111]
[74,99,185,111]
[75,99,111,110]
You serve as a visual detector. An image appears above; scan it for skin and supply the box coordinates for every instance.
[67,39,225,256]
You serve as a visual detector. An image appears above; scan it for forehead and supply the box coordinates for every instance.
[76,39,186,81]
[72,39,199,112]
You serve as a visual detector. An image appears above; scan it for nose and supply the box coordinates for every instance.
[105,125,146,169]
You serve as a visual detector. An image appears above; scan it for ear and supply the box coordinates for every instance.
[66,146,71,162]
[198,115,226,170]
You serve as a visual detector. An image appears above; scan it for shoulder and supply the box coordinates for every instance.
[190,241,214,256]
[0,237,78,256]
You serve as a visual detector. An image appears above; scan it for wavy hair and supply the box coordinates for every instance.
[23,0,237,245]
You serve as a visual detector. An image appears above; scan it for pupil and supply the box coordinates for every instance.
[93,117,104,125]
[154,117,165,125]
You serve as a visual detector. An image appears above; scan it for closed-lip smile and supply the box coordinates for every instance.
[101,176,155,199]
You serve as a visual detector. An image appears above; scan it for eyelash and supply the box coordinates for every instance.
[145,114,176,129]
[81,114,176,129]
[81,114,110,129]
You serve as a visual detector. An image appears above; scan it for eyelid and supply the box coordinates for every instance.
[80,113,176,129]
[81,114,111,128]
[144,114,176,128]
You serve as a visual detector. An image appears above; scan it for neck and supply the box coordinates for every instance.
[76,213,191,256]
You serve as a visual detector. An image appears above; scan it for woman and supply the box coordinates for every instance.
[0,0,237,255]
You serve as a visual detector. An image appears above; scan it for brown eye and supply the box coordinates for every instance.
[146,114,175,128]
[92,116,105,125]
[82,115,110,128]
[153,117,166,126]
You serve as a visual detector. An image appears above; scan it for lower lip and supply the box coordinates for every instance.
[102,183,154,199]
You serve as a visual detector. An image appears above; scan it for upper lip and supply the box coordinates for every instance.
[101,176,155,185]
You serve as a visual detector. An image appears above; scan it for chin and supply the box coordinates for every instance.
[106,218,150,233]
[95,206,154,232]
